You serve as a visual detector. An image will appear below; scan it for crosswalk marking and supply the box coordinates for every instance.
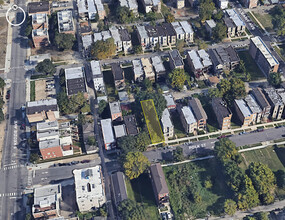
[2,164,25,170]
[0,192,22,198]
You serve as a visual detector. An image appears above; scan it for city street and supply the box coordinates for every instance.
[0,0,29,219]
[144,126,285,162]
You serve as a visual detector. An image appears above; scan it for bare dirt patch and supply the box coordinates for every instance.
[0,17,8,69]
[35,80,47,100]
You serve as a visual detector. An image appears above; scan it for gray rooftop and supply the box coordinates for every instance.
[171,22,185,35]
[225,9,245,27]
[161,108,173,129]
[205,19,216,29]
[65,67,84,80]
[137,25,148,39]
[111,172,128,204]
[151,56,165,73]
[39,139,60,149]
[179,21,194,34]
[114,124,126,138]
[101,119,115,144]
[235,99,252,118]
[82,34,93,48]
[37,121,59,131]
[109,101,121,115]
[264,87,284,106]
[169,50,184,67]
[244,94,262,114]
[132,59,144,77]
[90,60,102,77]
[181,106,196,125]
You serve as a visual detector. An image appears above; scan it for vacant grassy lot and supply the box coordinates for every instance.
[141,99,164,144]
[238,51,265,80]
[0,17,7,69]
[125,174,160,220]
[274,44,285,61]
[30,81,35,101]
[253,12,274,32]
[240,146,285,172]
[171,110,187,138]
[164,159,232,219]
[103,70,118,102]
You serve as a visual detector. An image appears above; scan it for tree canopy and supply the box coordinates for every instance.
[123,152,150,179]
[91,38,116,60]
[224,199,237,216]
[268,72,281,87]
[199,0,215,21]
[134,45,143,54]
[54,33,75,50]
[173,146,184,162]
[0,77,5,90]
[212,22,227,42]
[166,14,175,23]
[248,162,276,205]
[169,68,187,91]
[270,6,285,36]
[118,199,147,220]
[214,138,242,164]
[35,59,56,75]
[116,6,136,24]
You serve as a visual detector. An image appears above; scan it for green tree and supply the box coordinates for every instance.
[176,40,184,53]
[118,199,147,220]
[135,131,151,151]
[123,152,150,179]
[0,77,6,90]
[213,10,224,20]
[80,103,90,113]
[173,146,184,162]
[91,38,116,60]
[270,6,285,36]
[255,212,269,220]
[154,43,161,52]
[169,68,186,91]
[248,162,276,205]
[145,12,157,21]
[87,136,96,146]
[98,100,108,116]
[117,6,135,24]
[214,138,241,164]
[0,109,4,122]
[54,33,75,50]
[134,45,143,54]
[199,0,215,21]
[30,153,39,163]
[35,59,56,75]
[77,113,87,125]
[212,22,227,42]
[0,0,4,5]
[268,72,281,87]
[166,14,175,23]
[197,39,208,50]
[25,25,32,38]
[25,213,31,220]
[118,135,137,154]
[224,199,237,216]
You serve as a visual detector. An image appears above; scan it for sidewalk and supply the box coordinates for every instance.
[27,153,100,171]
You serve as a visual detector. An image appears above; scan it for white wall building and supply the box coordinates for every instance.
[73,166,106,212]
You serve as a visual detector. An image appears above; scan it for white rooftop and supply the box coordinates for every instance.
[114,124,126,138]
[137,25,148,39]
[101,119,115,144]
[109,26,121,44]
[235,99,252,118]
[90,60,102,76]
[65,67,84,80]
[251,36,279,67]
[132,59,144,76]
[101,31,111,41]
[172,22,185,35]
[27,98,57,108]
[197,49,212,67]
[151,56,165,73]
[73,166,106,212]
[181,106,196,125]
[119,0,129,7]
[37,121,59,131]
[161,108,173,129]
[226,9,245,27]
[179,21,194,34]
[109,101,121,115]
[163,94,175,107]
[34,184,61,206]
[94,32,103,42]
[244,94,262,114]
[205,19,216,28]
[188,50,203,70]
[82,35,93,48]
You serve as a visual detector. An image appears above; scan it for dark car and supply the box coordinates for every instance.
[217,135,226,139]
[5,93,10,100]
[81,160,90,163]
[257,128,264,132]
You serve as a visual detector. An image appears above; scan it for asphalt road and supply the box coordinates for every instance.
[144,126,285,162]
[0,1,29,219]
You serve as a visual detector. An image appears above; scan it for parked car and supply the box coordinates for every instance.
[81,160,90,163]
[257,128,264,132]
[217,135,226,139]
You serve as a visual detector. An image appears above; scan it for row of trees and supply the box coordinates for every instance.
[0,78,5,122]
[270,6,285,36]
[90,38,116,60]
[208,78,246,104]
[215,138,276,215]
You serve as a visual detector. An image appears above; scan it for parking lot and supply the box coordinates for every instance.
[34,79,56,101]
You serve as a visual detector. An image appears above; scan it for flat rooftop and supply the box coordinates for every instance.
[65,67,84,80]
[181,106,196,125]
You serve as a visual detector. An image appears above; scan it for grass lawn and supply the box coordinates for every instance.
[0,17,7,69]
[274,44,285,61]
[103,70,118,102]
[239,146,285,172]
[141,100,164,144]
[171,110,187,138]
[252,12,274,32]
[247,12,264,32]
[238,51,265,80]
[125,174,160,220]
[30,81,35,101]
[164,158,232,219]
